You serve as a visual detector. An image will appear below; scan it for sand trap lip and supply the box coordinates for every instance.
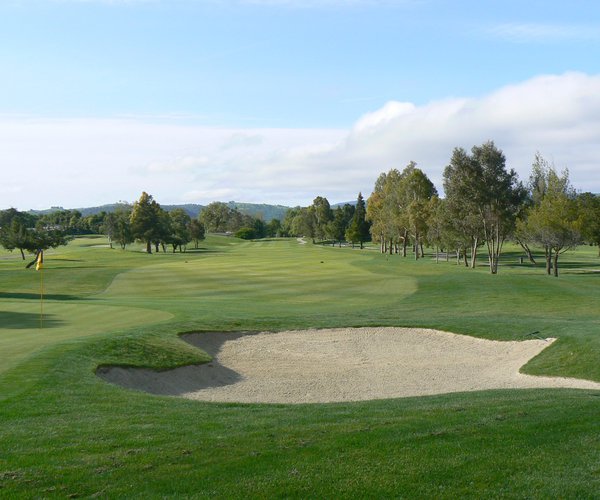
[96,327,600,403]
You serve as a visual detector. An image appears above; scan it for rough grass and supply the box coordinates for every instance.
[0,236,599,498]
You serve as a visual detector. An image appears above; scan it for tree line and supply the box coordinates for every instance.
[2,141,598,275]
[364,142,600,277]
[0,194,288,257]
[280,193,371,248]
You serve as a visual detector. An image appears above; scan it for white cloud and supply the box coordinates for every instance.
[2,72,600,211]
[486,22,600,43]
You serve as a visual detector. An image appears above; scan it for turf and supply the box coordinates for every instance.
[0,236,599,498]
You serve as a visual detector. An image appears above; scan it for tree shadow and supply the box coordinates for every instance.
[0,311,65,329]
[0,292,82,301]
[96,331,254,396]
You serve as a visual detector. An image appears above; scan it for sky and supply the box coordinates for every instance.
[1,0,600,210]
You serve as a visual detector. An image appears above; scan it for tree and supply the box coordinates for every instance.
[345,193,370,249]
[367,169,405,255]
[444,142,526,273]
[399,163,437,259]
[130,192,161,253]
[199,202,241,233]
[0,218,33,259]
[113,208,134,250]
[517,162,580,276]
[189,219,206,249]
[101,212,117,249]
[329,204,355,247]
[168,208,192,252]
[266,218,282,238]
[252,218,267,239]
[578,192,600,256]
[444,147,485,268]
[0,208,71,260]
[310,196,333,242]
[235,227,256,240]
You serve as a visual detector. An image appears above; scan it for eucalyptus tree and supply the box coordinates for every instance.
[101,212,117,249]
[444,142,526,273]
[443,147,485,268]
[516,160,580,276]
[399,162,437,259]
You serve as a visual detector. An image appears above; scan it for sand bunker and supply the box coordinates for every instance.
[97,327,600,403]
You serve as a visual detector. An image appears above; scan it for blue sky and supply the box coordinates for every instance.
[1,0,600,209]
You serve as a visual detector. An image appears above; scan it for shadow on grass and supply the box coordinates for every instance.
[0,311,65,329]
[0,292,82,301]
[97,331,249,396]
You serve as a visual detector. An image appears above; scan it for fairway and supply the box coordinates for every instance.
[1,235,599,498]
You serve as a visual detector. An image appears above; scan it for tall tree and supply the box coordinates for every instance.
[399,163,437,259]
[444,142,526,273]
[310,196,333,242]
[130,192,161,253]
[329,204,355,247]
[189,219,206,249]
[113,208,134,250]
[168,208,192,252]
[345,193,370,249]
[101,212,117,249]
[443,147,485,268]
[517,161,580,276]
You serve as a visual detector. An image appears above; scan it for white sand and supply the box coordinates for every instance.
[97,327,600,403]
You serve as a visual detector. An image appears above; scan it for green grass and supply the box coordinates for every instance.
[0,236,599,498]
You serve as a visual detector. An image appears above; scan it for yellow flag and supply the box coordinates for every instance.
[35,250,43,271]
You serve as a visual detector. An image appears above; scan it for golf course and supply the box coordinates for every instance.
[1,235,599,497]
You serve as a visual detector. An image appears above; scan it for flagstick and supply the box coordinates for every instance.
[40,265,44,329]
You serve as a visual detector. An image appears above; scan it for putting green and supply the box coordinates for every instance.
[0,300,172,374]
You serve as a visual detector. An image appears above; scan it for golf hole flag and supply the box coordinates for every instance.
[26,250,43,270]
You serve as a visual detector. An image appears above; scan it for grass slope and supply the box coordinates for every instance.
[0,236,599,498]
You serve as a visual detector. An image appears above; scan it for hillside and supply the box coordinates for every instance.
[28,201,292,222]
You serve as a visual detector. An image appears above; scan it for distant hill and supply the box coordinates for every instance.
[224,201,290,222]
[28,201,291,222]
[331,201,357,208]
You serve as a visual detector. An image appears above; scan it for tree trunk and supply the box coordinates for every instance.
[456,249,460,265]
[20,248,25,260]
[463,250,468,267]
[470,237,478,269]
[146,241,152,254]
[435,245,439,263]
[414,234,419,260]
[402,232,408,257]
[518,240,536,264]
[553,251,559,277]
[360,241,364,249]
[545,246,552,275]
